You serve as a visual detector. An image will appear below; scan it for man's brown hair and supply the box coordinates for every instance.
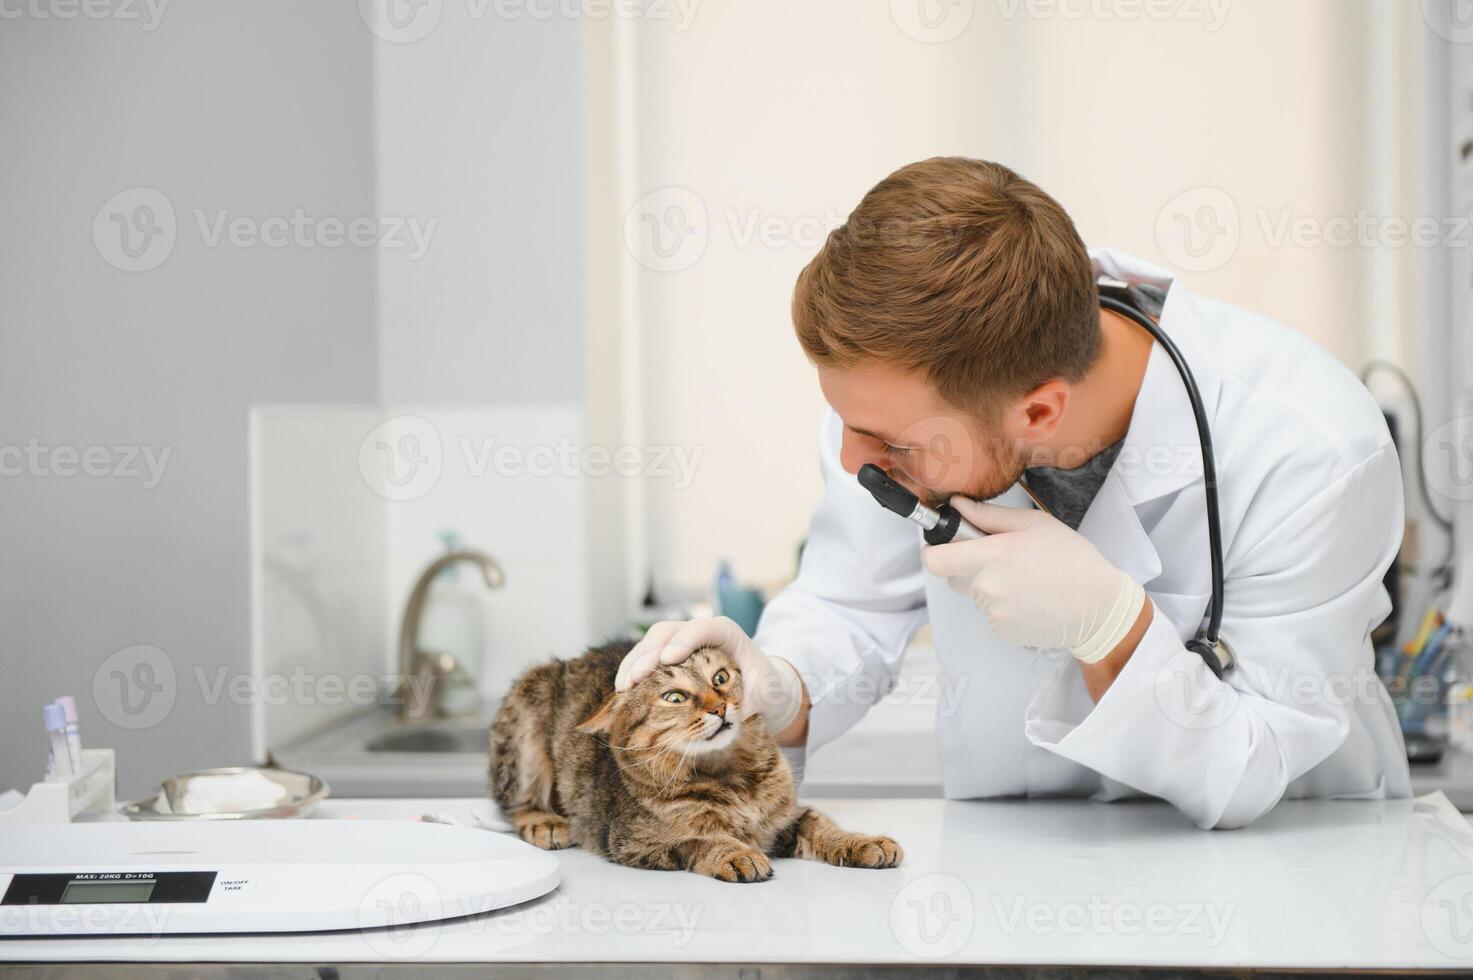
[793,157,1099,416]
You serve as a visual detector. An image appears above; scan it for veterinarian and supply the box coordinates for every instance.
[617,157,1411,830]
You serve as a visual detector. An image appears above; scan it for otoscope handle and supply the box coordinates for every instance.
[924,505,987,545]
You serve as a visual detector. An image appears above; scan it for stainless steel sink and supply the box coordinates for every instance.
[271,706,499,797]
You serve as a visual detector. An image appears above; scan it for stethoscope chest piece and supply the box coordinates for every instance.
[1187,634,1236,679]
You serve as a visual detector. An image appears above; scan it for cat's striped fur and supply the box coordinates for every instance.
[490,639,901,882]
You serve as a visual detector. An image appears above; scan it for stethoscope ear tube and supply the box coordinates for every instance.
[1099,285,1232,676]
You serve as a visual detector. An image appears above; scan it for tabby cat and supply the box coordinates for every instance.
[490,639,902,882]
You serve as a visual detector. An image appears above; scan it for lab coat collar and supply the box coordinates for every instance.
[1071,248,1223,586]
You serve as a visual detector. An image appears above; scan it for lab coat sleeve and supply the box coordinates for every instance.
[754,409,931,758]
[1025,443,1404,829]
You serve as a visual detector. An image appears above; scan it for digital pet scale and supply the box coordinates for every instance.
[0,819,560,936]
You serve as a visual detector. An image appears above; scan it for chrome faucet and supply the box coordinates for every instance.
[395,549,505,722]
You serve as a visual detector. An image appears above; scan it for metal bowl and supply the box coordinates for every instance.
[120,766,330,821]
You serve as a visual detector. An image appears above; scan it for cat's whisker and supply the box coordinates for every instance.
[607,729,689,783]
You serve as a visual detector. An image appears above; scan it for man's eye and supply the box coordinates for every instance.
[712,669,729,685]
[662,691,688,703]
[884,443,913,456]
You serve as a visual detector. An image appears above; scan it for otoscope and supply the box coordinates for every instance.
[857,464,987,545]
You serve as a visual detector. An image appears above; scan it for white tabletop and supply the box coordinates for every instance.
[4,793,1473,970]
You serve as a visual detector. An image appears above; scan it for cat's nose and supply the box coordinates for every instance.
[708,703,727,719]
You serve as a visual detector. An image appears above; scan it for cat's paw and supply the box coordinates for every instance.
[831,834,903,869]
[515,812,572,850]
[698,846,773,883]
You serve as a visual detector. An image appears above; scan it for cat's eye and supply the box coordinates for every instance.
[661,691,688,703]
[712,669,729,686]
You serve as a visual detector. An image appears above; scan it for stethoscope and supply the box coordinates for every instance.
[858,276,1235,679]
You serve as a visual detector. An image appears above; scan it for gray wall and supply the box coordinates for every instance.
[0,2,589,798]
[373,0,588,406]
[0,2,377,797]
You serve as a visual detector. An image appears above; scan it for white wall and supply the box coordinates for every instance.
[617,2,1016,595]
[606,0,1428,596]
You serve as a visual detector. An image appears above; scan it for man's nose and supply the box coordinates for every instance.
[839,434,889,476]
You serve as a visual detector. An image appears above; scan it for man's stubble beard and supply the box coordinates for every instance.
[915,439,1030,511]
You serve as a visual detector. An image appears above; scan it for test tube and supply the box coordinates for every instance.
[44,703,72,780]
[54,695,83,772]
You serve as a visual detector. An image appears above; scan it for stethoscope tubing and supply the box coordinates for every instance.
[1098,293,1226,651]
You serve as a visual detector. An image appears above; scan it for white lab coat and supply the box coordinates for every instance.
[756,247,1411,829]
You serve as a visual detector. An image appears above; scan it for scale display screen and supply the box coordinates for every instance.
[59,879,157,904]
[2,871,215,905]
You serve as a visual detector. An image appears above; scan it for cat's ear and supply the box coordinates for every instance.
[576,695,618,735]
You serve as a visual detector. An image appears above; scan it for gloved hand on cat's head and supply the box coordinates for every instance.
[614,616,807,738]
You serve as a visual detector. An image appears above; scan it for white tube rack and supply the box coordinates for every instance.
[0,749,115,825]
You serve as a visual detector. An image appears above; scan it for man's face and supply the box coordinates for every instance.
[818,362,1029,509]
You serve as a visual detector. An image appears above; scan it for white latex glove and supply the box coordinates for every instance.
[613,616,805,731]
[921,497,1147,664]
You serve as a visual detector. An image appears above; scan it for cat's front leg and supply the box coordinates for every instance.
[616,833,774,883]
[779,807,903,869]
[687,837,774,883]
[510,808,573,850]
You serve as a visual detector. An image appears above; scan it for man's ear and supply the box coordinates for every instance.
[1018,379,1069,440]
[575,695,618,735]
